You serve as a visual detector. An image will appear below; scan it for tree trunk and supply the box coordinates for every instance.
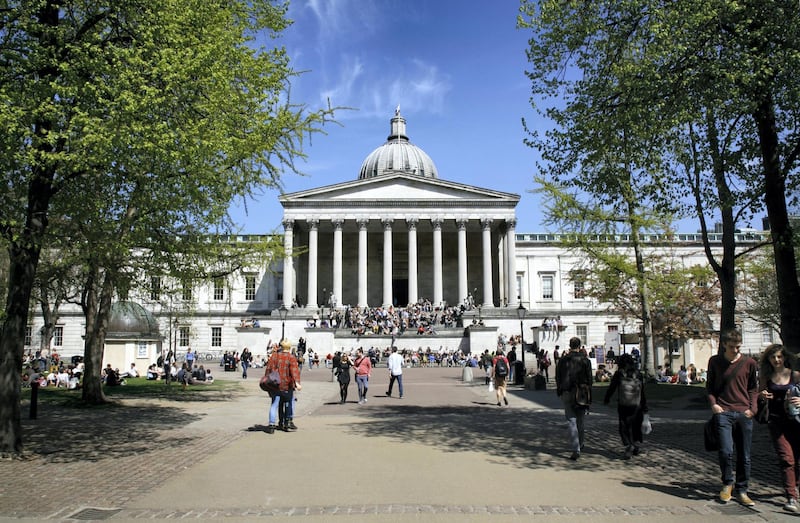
[81,264,115,405]
[0,248,39,454]
[753,96,800,352]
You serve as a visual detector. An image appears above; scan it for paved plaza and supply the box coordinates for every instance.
[1,365,797,522]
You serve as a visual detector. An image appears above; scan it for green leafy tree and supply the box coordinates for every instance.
[519,0,800,350]
[0,1,334,455]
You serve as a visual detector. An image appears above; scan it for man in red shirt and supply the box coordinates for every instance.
[265,339,302,433]
[707,328,758,506]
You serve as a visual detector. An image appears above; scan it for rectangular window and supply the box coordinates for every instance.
[150,276,161,301]
[761,324,773,344]
[24,326,32,346]
[573,273,586,299]
[182,280,193,302]
[607,324,619,332]
[213,278,224,301]
[541,274,554,300]
[179,327,190,347]
[211,326,222,347]
[245,274,257,301]
[575,325,587,346]
[53,326,63,347]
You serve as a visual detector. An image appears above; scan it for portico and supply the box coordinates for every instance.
[279,111,520,311]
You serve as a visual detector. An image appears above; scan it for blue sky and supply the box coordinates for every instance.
[230,0,547,234]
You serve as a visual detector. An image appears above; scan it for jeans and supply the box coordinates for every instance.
[269,390,293,426]
[768,417,800,500]
[561,394,587,453]
[388,373,404,397]
[716,411,753,492]
[241,361,249,378]
[356,375,369,401]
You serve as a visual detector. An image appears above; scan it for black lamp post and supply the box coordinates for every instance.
[517,303,527,365]
[278,304,288,341]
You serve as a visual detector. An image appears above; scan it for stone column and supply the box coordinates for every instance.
[307,218,319,309]
[358,219,369,308]
[481,218,494,307]
[407,218,418,306]
[506,219,518,306]
[332,219,343,310]
[282,219,294,308]
[457,219,468,306]
[432,218,443,307]
[382,218,393,308]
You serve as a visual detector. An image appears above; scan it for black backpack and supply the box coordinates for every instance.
[495,358,509,377]
[618,372,642,407]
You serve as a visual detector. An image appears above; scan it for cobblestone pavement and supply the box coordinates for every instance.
[0,367,795,522]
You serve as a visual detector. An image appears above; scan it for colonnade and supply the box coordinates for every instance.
[281,217,519,310]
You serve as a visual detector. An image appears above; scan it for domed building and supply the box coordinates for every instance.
[279,109,521,311]
[102,301,163,374]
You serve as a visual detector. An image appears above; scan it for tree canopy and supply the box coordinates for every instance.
[0,0,335,455]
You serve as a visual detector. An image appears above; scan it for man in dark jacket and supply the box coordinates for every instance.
[555,336,593,460]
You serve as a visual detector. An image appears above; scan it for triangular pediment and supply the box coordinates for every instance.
[280,173,518,204]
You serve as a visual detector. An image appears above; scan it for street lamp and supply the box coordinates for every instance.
[278,304,288,341]
[517,303,527,366]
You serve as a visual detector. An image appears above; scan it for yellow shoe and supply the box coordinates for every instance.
[719,484,733,503]
[734,491,755,507]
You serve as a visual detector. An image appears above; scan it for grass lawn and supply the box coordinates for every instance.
[20,377,243,407]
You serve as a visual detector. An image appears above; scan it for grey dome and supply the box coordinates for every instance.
[358,109,438,180]
[107,301,160,338]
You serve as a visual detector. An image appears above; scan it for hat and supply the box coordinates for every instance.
[279,339,291,351]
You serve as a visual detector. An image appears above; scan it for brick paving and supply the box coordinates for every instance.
[0,367,794,522]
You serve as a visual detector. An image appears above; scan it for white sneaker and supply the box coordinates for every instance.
[785,498,798,513]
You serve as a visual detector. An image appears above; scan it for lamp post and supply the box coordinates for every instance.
[517,303,527,366]
[321,287,327,327]
[278,304,288,342]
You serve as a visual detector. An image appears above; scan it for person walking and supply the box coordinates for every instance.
[264,339,302,433]
[335,353,352,404]
[707,328,758,506]
[507,346,517,383]
[555,336,593,460]
[603,353,648,459]
[492,349,510,406]
[354,347,372,404]
[759,343,800,512]
[240,347,252,379]
[386,347,404,398]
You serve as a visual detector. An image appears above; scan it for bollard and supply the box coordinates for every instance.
[29,381,39,419]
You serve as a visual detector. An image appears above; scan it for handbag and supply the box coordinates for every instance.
[756,396,770,424]
[259,369,281,392]
[704,416,719,451]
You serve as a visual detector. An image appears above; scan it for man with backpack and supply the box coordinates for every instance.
[603,353,648,459]
[556,337,593,460]
[492,349,510,407]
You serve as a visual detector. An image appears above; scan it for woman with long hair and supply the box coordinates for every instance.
[759,343,800,512]
[335,353,352,404]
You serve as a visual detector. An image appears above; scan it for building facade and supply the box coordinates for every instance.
[25,111,776,373]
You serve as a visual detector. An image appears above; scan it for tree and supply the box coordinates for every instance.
[0,1,335,455]
[519,0,800,349]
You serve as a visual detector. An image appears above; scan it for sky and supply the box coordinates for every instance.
[229,0,547,234]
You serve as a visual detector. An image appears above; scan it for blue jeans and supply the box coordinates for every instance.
[561,394,587,453]
[716,411,753,492]
[269,390,293,425]
[388,373,404,397]
[356,375,369,401]
[241,361,249,378]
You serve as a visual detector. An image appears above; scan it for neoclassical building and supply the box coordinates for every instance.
[25,111,776,372]
[279,110,522,311]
